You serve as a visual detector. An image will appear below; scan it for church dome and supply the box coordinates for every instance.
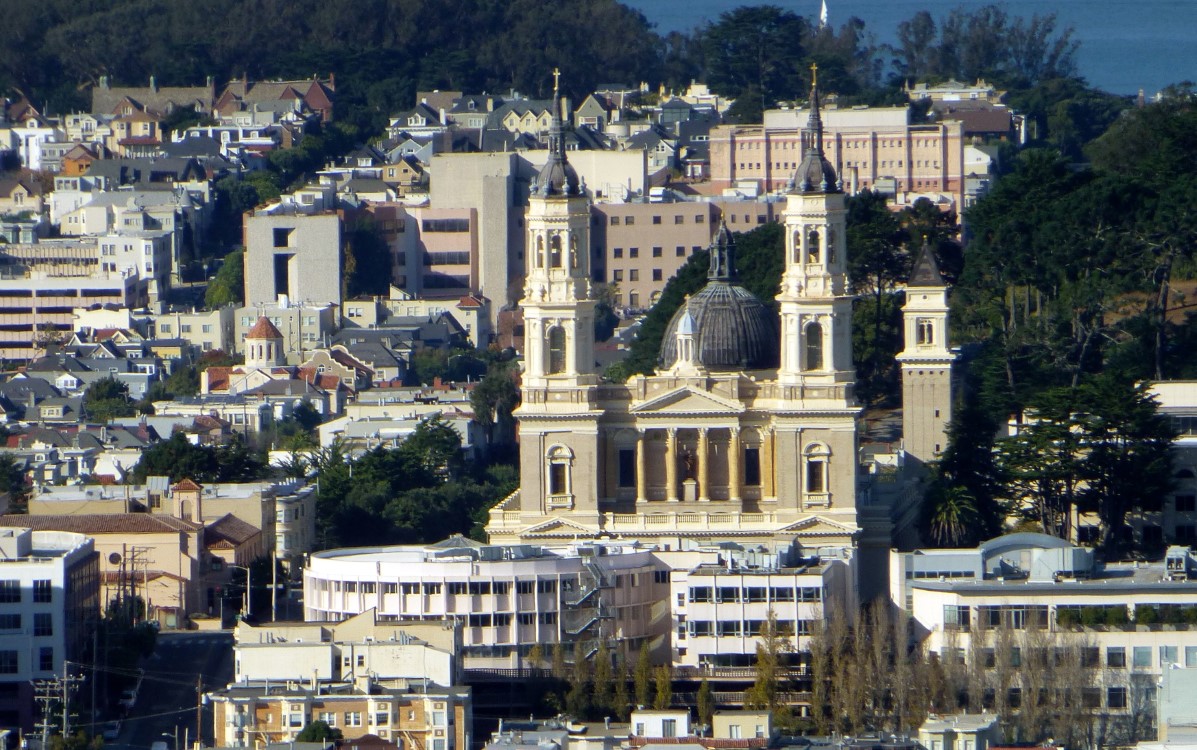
[658,223,778,371]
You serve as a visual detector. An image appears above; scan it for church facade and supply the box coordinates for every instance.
[486,71,910,568]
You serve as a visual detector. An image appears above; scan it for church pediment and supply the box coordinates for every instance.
[780,515,859,536]
[520,517,599,537]
[629,386,745,416]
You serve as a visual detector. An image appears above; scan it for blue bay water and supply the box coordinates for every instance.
[622,0,1197,95]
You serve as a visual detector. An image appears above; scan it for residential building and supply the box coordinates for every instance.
[216,76,336,123]
[208,681,470,750]
[152,305,235,353]
[90,75,216,117]
[917,714,1001,750]
[0,528,100,733]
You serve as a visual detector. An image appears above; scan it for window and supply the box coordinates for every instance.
[745,447,761,486]
[917,318,934,345]
[629,248,639,258]
[652,247,662,258]
[613,248,623,258]
[375,711,389,726]
[629,270,639,282]
[1177,495,1197,512]
[676,246,685,257]
[652,269,662,281]
[34,614,52,637]
[625,216,635,226]
[804,321,824,370]
[652,216,662,225]
[1107,686,1128,709]
[944,605,970,631]
[618,448,636,488]
[1133,646,1152,668]
[0,582,18,603]
[344,712,362,727]
[272,228,294,248]
[674,216,684,225]
[0,615,18,630]
[0,652,15,674]
[689,587,712,603]
[610,216,620,226]
[695,214,705,224]
[33,580,51,603]
[807,229,821,263]
[805,443,829,495]
[548,444,574,500]
[612,270,623,282]
[39,648,53,672]
[1161,645,1179,666]
[662,719,676,738]
[1107,647,1126,668]
[547,326,566,374]
[550,235,562,268]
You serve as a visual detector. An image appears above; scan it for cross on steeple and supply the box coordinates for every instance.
[552,67,561,94]
[810,63,818,87]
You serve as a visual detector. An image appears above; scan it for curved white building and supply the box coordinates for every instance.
[304,536,668,667]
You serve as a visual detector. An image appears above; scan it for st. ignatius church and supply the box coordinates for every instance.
[486,71,953,573]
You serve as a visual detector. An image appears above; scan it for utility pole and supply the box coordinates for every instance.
[195,674,203,749]
[271,550,278,622]
[33,679,56,750]
[61,665,84,738]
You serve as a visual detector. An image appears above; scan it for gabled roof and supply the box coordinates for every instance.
[206,513,261,547]
[908,244,946,287]
[0,513,202,534]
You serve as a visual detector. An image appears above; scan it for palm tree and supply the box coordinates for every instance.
[929,485,980,547]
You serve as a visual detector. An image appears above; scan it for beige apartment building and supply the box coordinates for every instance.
[209,683,471,750]
[710,104,966,209]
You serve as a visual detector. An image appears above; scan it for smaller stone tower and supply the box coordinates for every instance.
[897,243,955,472]
[245,316,285,369]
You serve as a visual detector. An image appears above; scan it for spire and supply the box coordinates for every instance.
[908,239,946,287]
[532,67,581,198]
[793,63,840,194]
[708,220,736,282]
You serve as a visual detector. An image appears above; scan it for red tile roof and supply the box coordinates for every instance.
[246,316,284,340]
[0,514,202,534]
[205,513,261,547]
[173,478,203,492]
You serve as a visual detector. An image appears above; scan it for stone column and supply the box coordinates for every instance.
[665,428,679,502]
[697,428,710,502]
[635,429,648,503]
[728,426,742,503]
[762,427,775,500]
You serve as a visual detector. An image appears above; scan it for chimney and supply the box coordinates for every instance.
[150,75,158,92]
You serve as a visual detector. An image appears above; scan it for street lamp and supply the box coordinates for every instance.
[228,564,252,620]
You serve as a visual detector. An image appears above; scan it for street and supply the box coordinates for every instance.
[110,632,233,750]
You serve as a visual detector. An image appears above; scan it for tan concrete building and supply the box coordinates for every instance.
[0,512,203,628]
[709,104,966,209]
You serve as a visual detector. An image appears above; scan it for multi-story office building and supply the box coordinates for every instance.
[304,538,667,668]
[893,534,1197,737]
[0,528,100,732]
[709,104,966,209]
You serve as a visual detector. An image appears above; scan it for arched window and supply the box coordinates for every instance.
[917,318,934,345]
[546,444,574,497]
[807,229,820,263]
[792,231,801,263]
[535,236,545,268]
[547,326,566,374]
[804,443,831,495]
[550,235,562,268]
[804,321,824,371]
